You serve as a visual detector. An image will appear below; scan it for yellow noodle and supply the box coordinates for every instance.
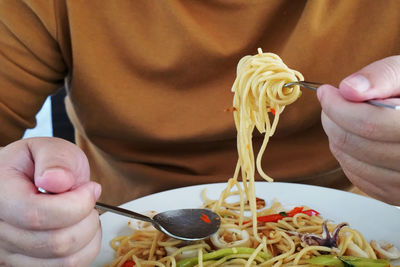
[106,49,396,267]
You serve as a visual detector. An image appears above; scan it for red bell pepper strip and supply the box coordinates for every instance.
[243,207,319,224]
[255,213,285,223]
[301,209,319,216]
[122,260,136,267]
[286,206,304,216]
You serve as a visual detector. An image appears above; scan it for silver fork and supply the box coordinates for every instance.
[284,81,400,110]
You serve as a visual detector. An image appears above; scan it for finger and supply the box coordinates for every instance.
[0,137,90,193]
[2,224,102,267]
[331,146,400,206]
[0,210,99,258]
[321,112,400,171]
[338,55,400,101]
[28,137,91,193]
[0,138,101,230]
[0,180,101,230]
[317,84,400,141]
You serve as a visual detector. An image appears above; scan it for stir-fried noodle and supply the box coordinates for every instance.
[106,49,399,267]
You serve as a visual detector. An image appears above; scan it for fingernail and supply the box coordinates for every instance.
[40,168,69,181]
[36,168,74,193]
[93,183,102,200]
[343,74,370,93]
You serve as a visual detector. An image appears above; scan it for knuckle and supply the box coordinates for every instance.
[355,118,378,139]
[71,196,91,218]
[329,142,354,173]
[47,231,75,257]
[22,206,45,229]
[380,57,400,87]
[329,142,344,161]
[329,127,351,151]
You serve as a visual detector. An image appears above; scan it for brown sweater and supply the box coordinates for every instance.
[1,0,399,205]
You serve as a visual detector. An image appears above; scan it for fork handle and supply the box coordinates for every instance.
[285,81,400,110]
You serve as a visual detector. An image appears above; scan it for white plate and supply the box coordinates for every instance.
[92,182,400,266]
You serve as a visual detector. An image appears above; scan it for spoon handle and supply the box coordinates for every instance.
[38,187,156,224]
[95,202,154,223]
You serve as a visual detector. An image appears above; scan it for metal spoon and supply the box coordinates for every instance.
[37,188,221,240]
[284,81,400,110]
[95,202,221,241]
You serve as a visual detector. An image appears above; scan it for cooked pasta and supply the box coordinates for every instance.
[232,48,303,184]
[105,49,399,267]
[229,48,303,243]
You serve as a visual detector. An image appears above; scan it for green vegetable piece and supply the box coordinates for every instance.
[307,255,344,267]
[340,256,390,267]
[307,255,391,267]
[279,211,288,217]
[176,247,271,267]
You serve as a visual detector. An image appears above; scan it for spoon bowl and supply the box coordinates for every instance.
[95,202,221,241]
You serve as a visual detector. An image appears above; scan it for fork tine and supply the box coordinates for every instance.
[284,81,323,91]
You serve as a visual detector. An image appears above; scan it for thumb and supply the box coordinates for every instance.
[338,55,400,102]
[28,137,92,193]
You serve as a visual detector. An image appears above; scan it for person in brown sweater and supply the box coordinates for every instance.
[0,0,399,265]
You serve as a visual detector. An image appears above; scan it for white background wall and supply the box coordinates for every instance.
[23,97,53,138]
